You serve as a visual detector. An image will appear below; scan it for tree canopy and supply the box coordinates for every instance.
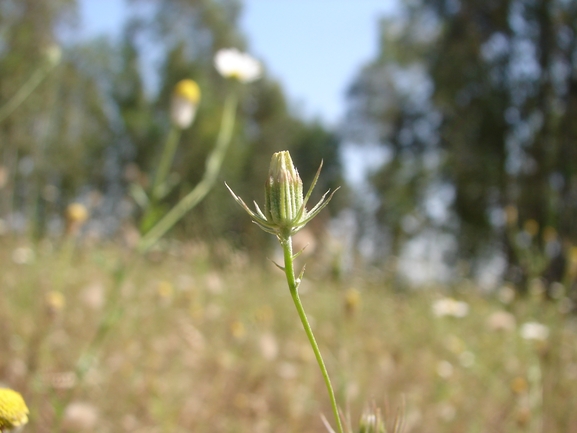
[345,0,577,292]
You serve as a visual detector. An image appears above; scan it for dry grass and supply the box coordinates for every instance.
[0,237,576,432]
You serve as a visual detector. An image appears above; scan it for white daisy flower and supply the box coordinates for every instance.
[214,48,262,83]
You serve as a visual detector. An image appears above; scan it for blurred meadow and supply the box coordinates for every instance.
[2,0,577,432]
[2,237,577,432]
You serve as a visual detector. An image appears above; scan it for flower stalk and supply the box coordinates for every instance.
[227,150,343,433]
[282,236,345,433]
[0,45,61,123]
[138,92,238,253]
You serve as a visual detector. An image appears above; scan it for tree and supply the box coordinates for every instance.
[345,0,577,293]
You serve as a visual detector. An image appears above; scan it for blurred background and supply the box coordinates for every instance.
[2,0,577,295]
[3,2,577,432]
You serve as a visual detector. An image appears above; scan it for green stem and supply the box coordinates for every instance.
[75,262,129,381]
[151,126,181,200]
[281,236,344,433]
[137,92,238,254]
[0,63,55,123]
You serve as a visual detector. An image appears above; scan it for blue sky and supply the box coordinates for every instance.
[78,0,397,126]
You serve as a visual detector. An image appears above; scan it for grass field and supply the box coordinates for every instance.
[1,236,576,432]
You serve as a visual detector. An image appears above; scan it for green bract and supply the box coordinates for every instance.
[226,150,338,240]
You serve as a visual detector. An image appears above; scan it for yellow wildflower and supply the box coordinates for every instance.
[0,388,29,430]
[66,203,89,224]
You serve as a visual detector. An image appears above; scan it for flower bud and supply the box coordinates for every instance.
[0,388,29,430]
[170,79,201,129]
[265,151,303,233]
[358,407,386,433]
[226,150,338,240]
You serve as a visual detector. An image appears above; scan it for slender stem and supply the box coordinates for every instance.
[137,92,238,253]
[0,63,55,123]
[151,126,181,200]
[281,236,344,433]
[75,262,129,381]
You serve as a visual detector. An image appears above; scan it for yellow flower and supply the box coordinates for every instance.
[45,290,66,316]
[344,287,361,316]
[0,388,29,430]
[66,203,89,224]
[173,79,201,105]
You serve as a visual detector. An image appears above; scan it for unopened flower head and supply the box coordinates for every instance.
[171,79,201,129]
[226,150,338,240]
[0,388,29,430]
[214,48,262,83]
[265,151,304,229]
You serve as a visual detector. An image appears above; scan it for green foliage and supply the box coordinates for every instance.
[346,0,577,290]
[0,0,344,253]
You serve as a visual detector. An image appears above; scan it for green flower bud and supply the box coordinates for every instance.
[264,151,304,235]
[226,150,339,241]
